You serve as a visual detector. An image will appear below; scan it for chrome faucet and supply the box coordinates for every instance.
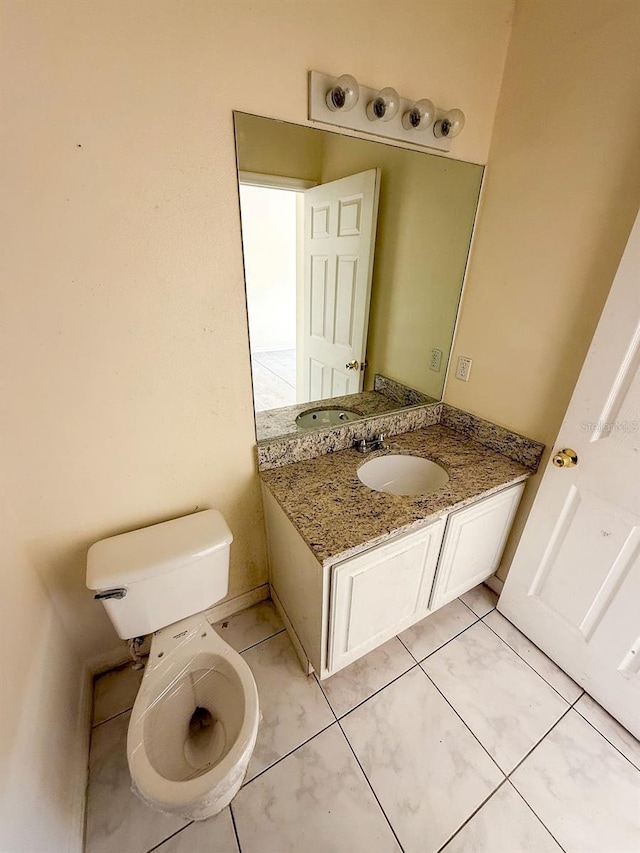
[354,434,387,453]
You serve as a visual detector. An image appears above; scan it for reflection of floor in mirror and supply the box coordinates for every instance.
[251,349,296,411]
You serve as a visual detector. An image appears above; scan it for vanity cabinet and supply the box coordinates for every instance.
[328,518,446,673]
[263,481,524,680]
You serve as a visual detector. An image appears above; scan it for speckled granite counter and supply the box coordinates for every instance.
[261,423,533,566]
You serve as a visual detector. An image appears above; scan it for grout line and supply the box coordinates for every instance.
[240,720,337,788]
[229,802,242,853]
[398,610,481,668]
[507,703,575,779]
[317,662,419,721]
[434,779,509,853]
[313,671,340,724]
[146,821,194,852]
[461,601,497,619]
[251,355,296,394]
[419,667,507,779]
[572,703,640,773]
[481,613,582,705]
[236,626,287,655]
[91,705,133,729]
[396,633,419,662]
[506,780,568,853]
[336,718,406,853]
[313,671,338,715]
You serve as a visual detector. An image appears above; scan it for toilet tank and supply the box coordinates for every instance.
[86,510,233,640]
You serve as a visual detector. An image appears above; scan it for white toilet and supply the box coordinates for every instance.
[86,510,260,821]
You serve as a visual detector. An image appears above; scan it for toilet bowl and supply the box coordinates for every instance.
[128,613,259,820]
[86,509,260,820]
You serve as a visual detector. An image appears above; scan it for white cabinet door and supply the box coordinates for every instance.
[328,518,446,675]
[430,483,525,611]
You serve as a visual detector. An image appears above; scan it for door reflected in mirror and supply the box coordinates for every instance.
[234,113,483,442]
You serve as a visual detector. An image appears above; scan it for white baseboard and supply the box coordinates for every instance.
[484,575,504,596]
[87,584,271,676]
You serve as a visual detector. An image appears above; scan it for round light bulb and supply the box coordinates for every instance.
[433,108,465,139]
[402,98,436,131]
[366,87,400,122]
[326,74,360,112]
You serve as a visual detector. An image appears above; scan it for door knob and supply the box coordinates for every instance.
[345,360,360,371]
[552,448,578,468]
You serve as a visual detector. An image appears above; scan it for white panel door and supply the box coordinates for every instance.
[500,213,640,737]
[302,169,380,402]
[328,518,446,675]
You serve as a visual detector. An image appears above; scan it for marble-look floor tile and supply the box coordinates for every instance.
[85,712,187,853]
[153,809,238,852]
[93,662,144,726]
[399,599,477,662]
[317,637,414,718]
[341,667,503,853]
[242,631,334,781]
[460,583,498,617]
[232,724,400,853]
[575,693,640,770]
[212,599,283,653]
[485,609,582,703]
[422,621,568,773]
[511,709,640,853]
[440,781,562,853]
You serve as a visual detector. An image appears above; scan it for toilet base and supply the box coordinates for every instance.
[130,731,255,821]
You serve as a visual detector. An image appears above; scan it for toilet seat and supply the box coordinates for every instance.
[127,613,259,820]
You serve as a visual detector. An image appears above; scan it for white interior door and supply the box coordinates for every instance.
[499,212,640,736]
[302,169,380,402]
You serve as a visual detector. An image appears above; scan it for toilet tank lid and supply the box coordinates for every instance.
[86,509,233,589]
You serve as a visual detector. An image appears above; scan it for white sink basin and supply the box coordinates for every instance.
[357,454,449,496]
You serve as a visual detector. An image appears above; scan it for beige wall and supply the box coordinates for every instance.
[444,0,640,578]
[235,112,324,183]
[0,502,88,851]
[1,0,514,664]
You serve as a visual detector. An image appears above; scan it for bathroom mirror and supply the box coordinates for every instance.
[234,112,483,443]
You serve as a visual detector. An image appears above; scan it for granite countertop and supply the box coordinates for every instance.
[261,424,532,566]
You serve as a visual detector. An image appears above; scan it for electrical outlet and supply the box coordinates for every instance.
[455,355,473,382]
[430,348,443,372]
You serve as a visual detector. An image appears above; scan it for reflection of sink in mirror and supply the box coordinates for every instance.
[296,407,363,429]
[358,455,449,497]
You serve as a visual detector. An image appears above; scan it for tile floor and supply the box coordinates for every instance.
[85,586,640,853]
[251,349,296,411]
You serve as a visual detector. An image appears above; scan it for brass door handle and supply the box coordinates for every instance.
[552,448,578,468]
[345,360,359,371]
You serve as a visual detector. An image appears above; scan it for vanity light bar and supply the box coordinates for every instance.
[309,71,462,153]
